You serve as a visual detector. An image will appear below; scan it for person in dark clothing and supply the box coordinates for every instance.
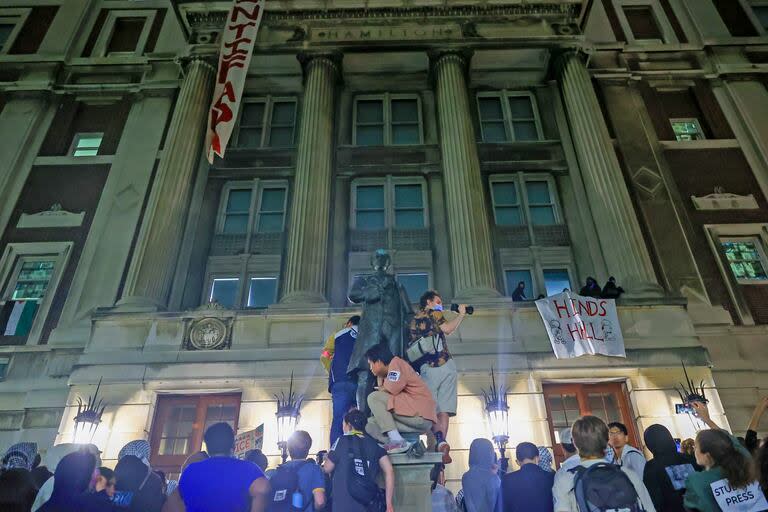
[244,449,269,472]
[31,464,54,489]
[511,282,527,301]
[501,442,554,512]
[95,466,116,499]
[0,467,38,512]
[600,277,625,299]
[579,277,602,298]
[114,455,165,512]
[320,315,361,446]
[38,451,116,512]
[756,437,768,498]
[642,424,700,512]
[746,396,768,454]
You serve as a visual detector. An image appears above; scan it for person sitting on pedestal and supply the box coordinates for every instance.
[364,344,437,454]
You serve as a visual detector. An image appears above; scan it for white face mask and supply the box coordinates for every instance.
[433,304,443,312]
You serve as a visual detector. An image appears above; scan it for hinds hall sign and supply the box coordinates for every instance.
[311,24,461,41]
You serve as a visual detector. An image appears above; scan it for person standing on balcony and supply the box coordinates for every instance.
[320,315,361,447]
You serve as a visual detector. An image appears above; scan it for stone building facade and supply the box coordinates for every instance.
[0,0,766,487]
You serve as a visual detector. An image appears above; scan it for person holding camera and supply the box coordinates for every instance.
[408,290,468,464]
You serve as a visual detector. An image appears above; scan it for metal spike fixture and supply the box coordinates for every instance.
[73,377,106,445]
[674,360,708,406]
[482,367,510,472]
[275,371,304,463]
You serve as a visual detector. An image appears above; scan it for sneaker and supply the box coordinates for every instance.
[437,441,452,464]
[382,439,411,454]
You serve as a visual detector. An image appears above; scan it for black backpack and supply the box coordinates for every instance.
[346,436,385,512]
[267,461,310,512]
[570,463,645,512]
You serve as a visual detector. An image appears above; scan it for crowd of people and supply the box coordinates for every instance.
[510,276,625,302]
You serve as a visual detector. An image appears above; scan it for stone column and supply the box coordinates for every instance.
[279,53,340,305]
[118,57,215,310]
[431,51,500,300]
[556,52,660,294]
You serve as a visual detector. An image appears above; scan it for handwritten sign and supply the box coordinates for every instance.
[206,0,264,163]
[234,424,264,459]
[711,479,768,512]
[535,291,625,359]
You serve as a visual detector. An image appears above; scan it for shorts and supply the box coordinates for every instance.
[420,358,457,416]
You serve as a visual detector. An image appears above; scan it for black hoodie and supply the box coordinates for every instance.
[642,424,701,512]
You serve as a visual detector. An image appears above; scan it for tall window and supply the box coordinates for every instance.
[208,276,278,309]
[235,97,297,148]
[0,242,72,343]
[670,119,705,141]
[353,94,422,146]
[396,272,429,303]
[0,10,27,54]
[477,91,542,143]
[504,267,573,299]
[622,5,662,41]
[490,175,559,226]
[92,10,157,57]
[217,181,288,236]
[352,178,427,230]
[721,237,768,284]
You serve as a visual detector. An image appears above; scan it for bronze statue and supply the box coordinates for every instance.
[347,249,414,412]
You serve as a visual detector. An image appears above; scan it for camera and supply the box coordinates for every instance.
[450,304,474,315]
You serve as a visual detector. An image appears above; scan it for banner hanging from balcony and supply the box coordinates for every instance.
[535,291,625,359]
[206,0,265,163]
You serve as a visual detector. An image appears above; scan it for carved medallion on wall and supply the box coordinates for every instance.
[691,187,759,211]
[17,203,84,229]
[184,316,232,351]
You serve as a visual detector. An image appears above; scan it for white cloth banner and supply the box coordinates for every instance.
[710,479,768,512]
[535,291,625,359]
[206,0,265,163]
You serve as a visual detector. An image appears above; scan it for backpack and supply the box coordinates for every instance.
[570,463,645,512]
[346,436,385,512]
[267,461,310,512]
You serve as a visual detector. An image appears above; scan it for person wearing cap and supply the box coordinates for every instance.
[2,442,38,471]
[501,442,554,512]
[558,428,580,472]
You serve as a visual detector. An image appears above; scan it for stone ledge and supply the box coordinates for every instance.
[390,452,443,512]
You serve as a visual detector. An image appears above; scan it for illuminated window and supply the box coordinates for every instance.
[70,133,103,157]
[543,269,572,297]
[721,238,768,283]
[670,118,705,141]
[247,277,277,308]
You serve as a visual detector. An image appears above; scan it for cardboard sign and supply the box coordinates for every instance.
[711,479,768,512]
[535,291,625,359]
[206,0,265,163]
[234,424,264,459]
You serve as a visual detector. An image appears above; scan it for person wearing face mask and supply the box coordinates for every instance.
[408,290,467,464]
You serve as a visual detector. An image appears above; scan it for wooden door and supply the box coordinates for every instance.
[149,394,241,480]
[543,382,638,467]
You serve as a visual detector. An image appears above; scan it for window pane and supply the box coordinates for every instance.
[623,5,662,40]
[397,273,429,304]
[492,182,519,206]
[260,188,285,212]
[481,122,507,142]
[392,124,420,145]
[223,214,249,234]
[530,206,556,225]
[248,277,277,308]
[391,99,419,123]
[268,127,293,147]
[508,96,534,119]
[513,122,539,141]
[257,213,284,232]
[227,190,252,213]
[241,103,265,127]
[203,404,237,433]
[478,97,504,120]
[356,126,384,146]
[0,24,14,50]
[158,405,196,455]
[543,269,571,296]
[505,270,532,298]
[12,261,54,301]
[395,210,423,228]
[357,186,385,209]
[73,149,99,157]
[395,184,423,209]
[271,102,296,124]
[107,17,144,53]
[722,240,768,281]
[356,211,385,229]
[526,181,551,204]
[237,128,262,148]
[210,278,239,308]
[755,7,768,31]
[76,136,103,149]
[495,206,522,225]
[357,100,383,123]
[671,119,704,141]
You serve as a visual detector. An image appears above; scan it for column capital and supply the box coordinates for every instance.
[428,49,474,72]
[551,48,590,78]
[297,51,343,82]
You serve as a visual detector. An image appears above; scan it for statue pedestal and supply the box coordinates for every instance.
[389,452,443,511]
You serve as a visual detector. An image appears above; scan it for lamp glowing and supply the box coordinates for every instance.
[482,367,509,473]
[275,372,303,463]
[72,379,106,446]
